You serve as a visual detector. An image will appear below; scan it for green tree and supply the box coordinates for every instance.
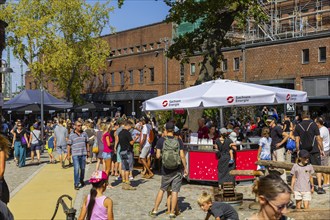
[0,0,114,104]
[164,0,267,84]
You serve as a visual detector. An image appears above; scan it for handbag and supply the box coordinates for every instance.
[92,137,98,153]
[32,131,43,146]
[21,136,27,145]
[286,138,296,151]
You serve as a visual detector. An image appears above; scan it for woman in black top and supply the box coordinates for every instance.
[11,123,29,168]
[215,128,237,189]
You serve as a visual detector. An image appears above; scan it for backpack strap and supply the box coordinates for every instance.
[306,122,313,132]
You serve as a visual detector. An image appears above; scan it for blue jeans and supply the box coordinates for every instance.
[72,155,86,186]
[14,141,26,167]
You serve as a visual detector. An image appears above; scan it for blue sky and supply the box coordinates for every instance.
[5,0,170,92]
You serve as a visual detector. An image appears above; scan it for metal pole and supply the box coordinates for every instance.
[40,79,44,144]
[132,98,135,116]
[242,45,246,82]
[164,38,169,94]
[219,107,224,128]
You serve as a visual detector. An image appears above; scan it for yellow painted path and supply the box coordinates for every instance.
[8,163,77,220]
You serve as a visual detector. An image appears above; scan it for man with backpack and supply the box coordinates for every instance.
[149,122,188,219]
[294,111,325,194]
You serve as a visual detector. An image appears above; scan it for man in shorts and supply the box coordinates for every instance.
[149,122,188,218]
[315,117,330,188]
[139,117,154,178]
[54,118,68,168]
[118,120,139,190]
[294,111,325,194]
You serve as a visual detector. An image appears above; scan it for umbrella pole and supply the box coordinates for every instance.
[219,107,224,128]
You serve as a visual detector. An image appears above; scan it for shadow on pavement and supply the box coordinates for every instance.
[178,196,192,213]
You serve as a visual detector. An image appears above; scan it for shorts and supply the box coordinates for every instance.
[321,150,329,166]
[111,152,117,163]
[310,152,321,166]
[30,143,41,151]
[47,148,54,154]
[294,191,311,201]
[102,152,112,160]
[120,151,134,171]
[57,145,67,155]
[116,146,121,163]
[139,145,151,159]
[160,172,183,193]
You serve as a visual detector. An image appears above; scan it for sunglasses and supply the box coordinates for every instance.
[76,124,82,127]
[267,199,292,212]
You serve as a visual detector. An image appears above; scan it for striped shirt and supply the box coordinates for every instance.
[68,131,88,156]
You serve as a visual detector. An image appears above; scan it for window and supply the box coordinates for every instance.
[319,47,326,62]
[123,48,127,54]
[143,44,147,51]
[150,67,154,82]
[29,82,32,89]
[102,72,107,89]
[117,49,121,55]
[149,43,154,50]
[129,70,133,84]
[130,47,134,54]
[139,69,144,84]
[222,59,228,71]
[111,72,114,86]
[180,64,185,83]
[110,50,115,57]
[157,42,161,49]
[190,63,196,76]
[136,46,140,52]
[120,71,124,85]
[302,49,309,64]
[234,57,239,70]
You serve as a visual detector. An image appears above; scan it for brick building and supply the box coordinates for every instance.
[0,0,8,108]
[25,0,330,116]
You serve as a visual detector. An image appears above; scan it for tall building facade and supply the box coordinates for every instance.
[0,0,9,108]
[25,1,330,116]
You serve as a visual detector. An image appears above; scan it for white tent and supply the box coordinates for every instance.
[143,79,308,111]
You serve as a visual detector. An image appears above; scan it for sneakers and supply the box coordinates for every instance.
[80,181,85,188]
[129,176,134,181]
[116,176,122,181]
[74,185,80,190]
[229,159,234,164]
[61,161,65,168]
[169,213,176,219]
[148,209,157,217]
[317,187,326,194]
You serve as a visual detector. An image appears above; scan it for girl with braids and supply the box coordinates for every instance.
[78,171,114,220]
[0,135,10,204]
[248,174,293,220]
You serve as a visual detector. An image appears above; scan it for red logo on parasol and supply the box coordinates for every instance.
[227,96,234,103]
[286,94,291,101]
[162,100,168,107]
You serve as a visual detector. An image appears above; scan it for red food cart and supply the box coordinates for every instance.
[185,144,258,182]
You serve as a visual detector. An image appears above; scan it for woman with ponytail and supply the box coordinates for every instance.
[78,171,114,220]
[248,174,293,220]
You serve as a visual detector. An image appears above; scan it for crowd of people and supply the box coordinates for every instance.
[0,107,329,219]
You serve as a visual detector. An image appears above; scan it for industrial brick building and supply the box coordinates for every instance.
[25,0,330,116]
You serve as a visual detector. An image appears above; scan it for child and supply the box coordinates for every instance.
[45,131,55,164]
[290,150,314,209]
[257,127,272,170]
[197,192,239,220]
[78,171,114,220]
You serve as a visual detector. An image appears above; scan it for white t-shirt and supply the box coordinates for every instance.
[319,126,330,151]
[140,124,151,148]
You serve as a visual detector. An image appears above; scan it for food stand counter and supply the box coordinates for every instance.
[184,143,258,182]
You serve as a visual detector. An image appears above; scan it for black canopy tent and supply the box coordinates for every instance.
[74,102,117,112]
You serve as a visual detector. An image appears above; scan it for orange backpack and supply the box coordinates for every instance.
[148,129,155,144]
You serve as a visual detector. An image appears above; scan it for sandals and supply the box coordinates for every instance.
[148,209,157,217]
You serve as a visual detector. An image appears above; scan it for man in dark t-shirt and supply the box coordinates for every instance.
[149,122,187,218]
[294,111,324,194]
[118,120,139,190]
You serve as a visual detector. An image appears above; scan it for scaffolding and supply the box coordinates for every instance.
[244,0,330,41]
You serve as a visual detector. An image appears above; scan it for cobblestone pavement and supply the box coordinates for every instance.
[5,153,330,219]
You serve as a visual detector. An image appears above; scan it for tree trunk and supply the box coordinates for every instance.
[256,160,330,174]
[186,108,204,133]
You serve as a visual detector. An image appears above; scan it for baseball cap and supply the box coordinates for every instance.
[33,123,38,129]
[89,171,108,183]
[298,149,310,158]
[266,116,275,122]
[165,122,175,130]
[220,128,227,134]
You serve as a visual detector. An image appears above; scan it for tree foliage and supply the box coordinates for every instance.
[164,0,267,84]
[0,0,114,104]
